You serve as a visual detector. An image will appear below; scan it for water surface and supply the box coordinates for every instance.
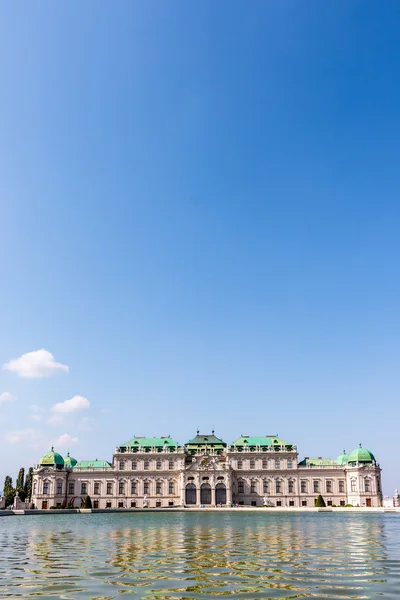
[1,511,399,599]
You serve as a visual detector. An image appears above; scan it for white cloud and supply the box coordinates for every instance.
[4,428,40,445]
[51,395,90,414]
[0,392,14,404]
[2,349,69,378]
[54,433,78,448]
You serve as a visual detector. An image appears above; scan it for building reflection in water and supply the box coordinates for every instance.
[0,513,397,599]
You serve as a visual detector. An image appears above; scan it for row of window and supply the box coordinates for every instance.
[236,459,293,470]
[234,479,347,494]
[119,460,177,471]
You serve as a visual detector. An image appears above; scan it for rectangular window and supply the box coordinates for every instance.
[238,481,244,494]
[168,481,174,494]
[144,461,149,471]
[144,482,149,494]
[132,461,137,470]
[131,501,136,508]
[250,481,256,494]
[287,460,293,469]
[68,483,75,495]
[94,483,100,495]
[93,500,99,509]
[119,461,125,470]
[301,480,307,493]
[262,459,268,469]
[106,501,112,508]
[118,501,124,508]
[119,481,125,495]
[377,478,381,493]
[289,500,295,506]
[107,482,113,495]
[276,500,282,506]
[365,479,370,492]
[263,480,268,493]
[275,460,280,469]
[156,460,162,470]
[168,460,174,470]
[56,482,62,495]
[327,500,332,506]
[250,459,255,469]
[326,481,332,493]
[288,480,294,493]
[43,482,49,495]
[302,500,307,507]
[156,482,162,494]
[339,480,345,493]
[237,460,243,470]
[351,479,357,493]
[340,500,345,506]
[81,483,87,495]
[276,480,281,493]
[131,480,137,494]
[313,480,319,493]
[156,501,162,507]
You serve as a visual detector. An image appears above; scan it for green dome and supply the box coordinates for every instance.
[347,444,375,464]
[39,447,65,468]
[64,452,77,468]
[336,449,348,465]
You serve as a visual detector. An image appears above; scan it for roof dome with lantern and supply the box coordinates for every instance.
[347,444,375,465]
[38,447,65,469]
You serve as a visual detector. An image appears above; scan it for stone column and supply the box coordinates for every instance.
[180,472,185,506]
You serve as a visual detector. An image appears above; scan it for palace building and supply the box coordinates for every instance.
[31,432,383,509]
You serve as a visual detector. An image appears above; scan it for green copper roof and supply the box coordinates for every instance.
[336,450,348,465]
[186,431,226,447]
[298,457,336,467]
[120,436,179,448]
[233,435,292,448]
[39,447,64,467]
[347,444,375,464]
[64,452,78,468]
[74,460,112,470]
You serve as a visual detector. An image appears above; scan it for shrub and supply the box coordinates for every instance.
[345,504,353,507]
[315,494,326,507]
[83,495,92,509]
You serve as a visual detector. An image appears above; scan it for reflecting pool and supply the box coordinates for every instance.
[1,511,399,598]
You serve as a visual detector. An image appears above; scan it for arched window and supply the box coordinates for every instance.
[250,459,255,469]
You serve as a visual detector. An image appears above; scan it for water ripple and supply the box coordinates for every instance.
[0,512,399,599]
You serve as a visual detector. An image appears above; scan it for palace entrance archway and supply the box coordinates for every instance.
[215,483,226,505]
[185,483,197,505]
[200,483,211,505]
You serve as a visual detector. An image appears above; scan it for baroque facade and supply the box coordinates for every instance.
[31,432,383,509]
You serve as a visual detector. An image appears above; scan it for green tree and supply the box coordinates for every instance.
[315,494,326,507]
[83,495,92,509]
[24,467,34,501]
[3,476,15,507]
[16,467,25,491]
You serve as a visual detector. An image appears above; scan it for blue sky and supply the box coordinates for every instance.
[0,1,399,494]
